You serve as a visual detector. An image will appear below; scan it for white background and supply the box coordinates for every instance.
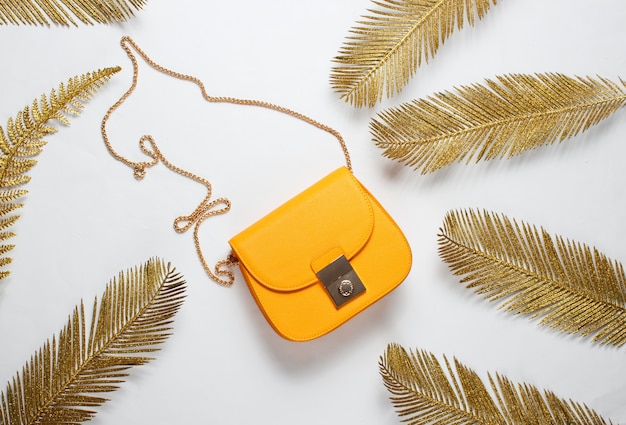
[1,1,626,423]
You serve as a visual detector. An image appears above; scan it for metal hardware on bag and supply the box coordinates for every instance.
[338,280,354,297]
[315,255,366,308]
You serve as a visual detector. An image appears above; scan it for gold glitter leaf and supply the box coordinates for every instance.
[0,66,121,281]
[0,0,148,26]
[380,343,613,424]
[0,258,186,425]
[330,0,497,107]
[438,209,626,346]
[372,73,626,173]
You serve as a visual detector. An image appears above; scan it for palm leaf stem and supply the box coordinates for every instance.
[343,0,447,103]
[438,209,626,346]
[0,66,120,281]
[372,73,626,173]
[438,230,626,317]
[0,67,120,186]
[0,258,186,424]
[332,0,497,107]
[380,343,613,424]
[389,94,626,151]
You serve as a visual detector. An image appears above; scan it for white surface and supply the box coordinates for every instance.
[1,1,626,423]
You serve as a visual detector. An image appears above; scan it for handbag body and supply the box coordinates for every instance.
[230,167,412,341]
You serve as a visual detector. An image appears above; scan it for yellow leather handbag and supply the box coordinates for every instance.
[230,166,411,341]
[102,37,412,341]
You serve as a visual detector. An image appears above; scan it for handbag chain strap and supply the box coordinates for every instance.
[101,36,352,287]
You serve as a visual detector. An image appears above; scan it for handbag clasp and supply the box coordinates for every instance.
[315,255,366,308]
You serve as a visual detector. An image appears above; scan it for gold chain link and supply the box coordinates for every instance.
[101,36,352,286]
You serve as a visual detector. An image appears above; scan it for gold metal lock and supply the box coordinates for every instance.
[315,255,366,308]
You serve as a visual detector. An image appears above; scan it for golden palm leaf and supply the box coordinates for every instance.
[438,209,626,346]
[371,73,626,173]
[0,66,120,281]
[380,343,613,424]
[330,0,497,107]
[0,0,147,26]
[0,258,186,425]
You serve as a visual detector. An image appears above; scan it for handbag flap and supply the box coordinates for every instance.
[229,167,374,292]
